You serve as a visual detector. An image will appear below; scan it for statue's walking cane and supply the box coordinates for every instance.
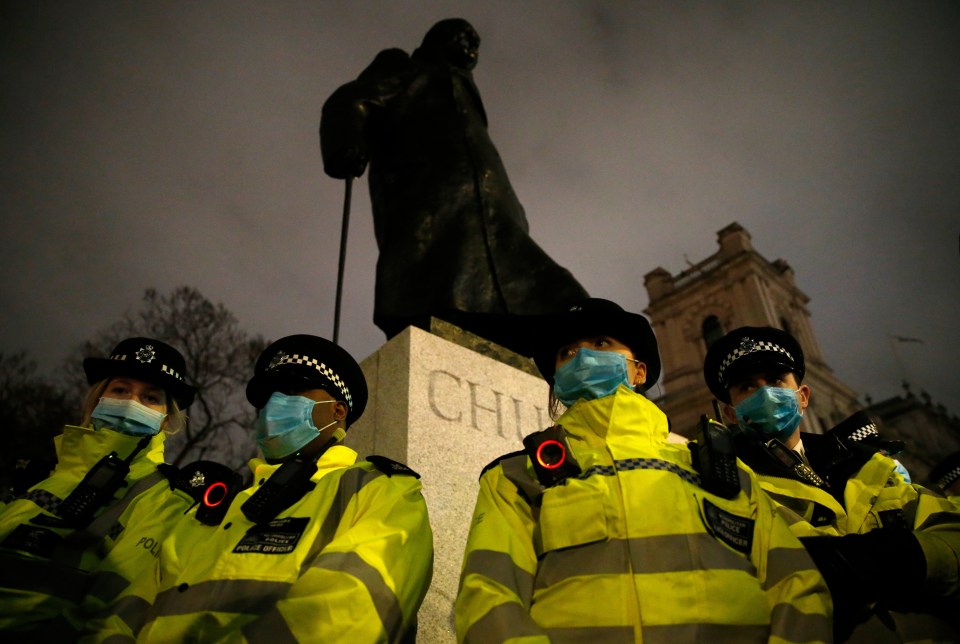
[333,177,353,345]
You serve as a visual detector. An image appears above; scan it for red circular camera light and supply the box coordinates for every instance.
[536,440,566,470]
[203,481,228,507]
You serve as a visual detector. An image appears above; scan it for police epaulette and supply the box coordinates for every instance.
[479,450,527,480]
[367,455,420,479]
[179,460,243,526]
[176,461,242,502]
[156,463,184,492]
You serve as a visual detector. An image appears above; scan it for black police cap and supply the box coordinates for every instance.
[704,326,804,403]
[927,451,960,495]
[246,335,368,426]
[530,298,661,390]
[828,410,904,455]
[83,337,196,409]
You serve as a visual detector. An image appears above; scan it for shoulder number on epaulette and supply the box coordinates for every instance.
[367,455,420,479]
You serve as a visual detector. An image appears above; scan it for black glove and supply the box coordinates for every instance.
[801,531,927,622]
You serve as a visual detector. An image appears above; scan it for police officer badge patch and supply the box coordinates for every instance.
[233,517,309,555]
[703,499,754,555]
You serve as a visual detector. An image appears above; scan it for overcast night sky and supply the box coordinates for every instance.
[2,1,958,418]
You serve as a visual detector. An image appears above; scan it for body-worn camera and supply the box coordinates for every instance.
[178,461,244,526]
[523,424,582,487]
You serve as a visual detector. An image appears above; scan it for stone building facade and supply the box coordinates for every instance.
[643,222,860,438]
[865,384,960,485]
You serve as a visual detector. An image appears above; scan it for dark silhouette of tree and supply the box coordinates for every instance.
[0,352,75,501]
[62,287,267,470]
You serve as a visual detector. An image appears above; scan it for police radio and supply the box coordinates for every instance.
[693,403,741,499]
[242,434,344,524]
[56,436,150,527]
[522,425,582,487]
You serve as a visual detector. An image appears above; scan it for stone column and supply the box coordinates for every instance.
[346,325,549,642]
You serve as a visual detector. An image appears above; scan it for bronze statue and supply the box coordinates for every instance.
[321,18,588,345]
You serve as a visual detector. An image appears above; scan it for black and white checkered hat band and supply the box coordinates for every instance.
[109,354,185,382]
[937,466,960,491]
[268,353,352,409]
[718,340,794,384]
[848,423,878,443]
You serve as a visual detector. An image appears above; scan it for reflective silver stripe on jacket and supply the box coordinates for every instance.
[56,470,168,568]
[462,600,545,643]
[312,550,405,638]
[296,465,386,575]
[459,549,535,607]
[763,545,819,590]
[151,578,292,616]
[105,593,154,639]
[769,601,833,643]
[148,464,393,633]
[630,622,767,643]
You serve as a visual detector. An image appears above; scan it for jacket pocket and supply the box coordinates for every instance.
[536,486,608,556]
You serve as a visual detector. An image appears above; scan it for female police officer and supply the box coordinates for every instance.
[119,334,434,642]
[0,337,196,637]
[455,299,832,643]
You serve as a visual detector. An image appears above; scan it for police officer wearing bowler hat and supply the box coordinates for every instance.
[124,334,434,643]
[0,337,199,637]
[455,299,831,643]
[705,326,960,641]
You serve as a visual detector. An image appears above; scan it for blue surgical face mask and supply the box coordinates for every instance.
[91,397,167,436]
[734,386,803,442]
[255,392,342,460]
[892,459,912,484]
[552,348,632,407]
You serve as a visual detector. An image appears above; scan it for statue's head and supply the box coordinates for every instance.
[414,18,480,70]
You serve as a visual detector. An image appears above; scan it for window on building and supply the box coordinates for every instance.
[702,315,724,349]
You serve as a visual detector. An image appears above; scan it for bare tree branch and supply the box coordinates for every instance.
[59,286,267,471]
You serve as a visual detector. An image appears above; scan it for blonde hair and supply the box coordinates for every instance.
[81,378,187,435]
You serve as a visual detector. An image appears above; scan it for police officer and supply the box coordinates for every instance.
[0,337,197,637]
[705,326,960,640]
[115,335,434,642]
[455,300,832,642]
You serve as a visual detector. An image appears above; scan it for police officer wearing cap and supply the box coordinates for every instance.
[705,326,960,641]
[0,337,199,637]
[455,300,831,643]
[120,335,433,643]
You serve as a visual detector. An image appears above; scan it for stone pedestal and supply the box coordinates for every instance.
[345,325,549,643]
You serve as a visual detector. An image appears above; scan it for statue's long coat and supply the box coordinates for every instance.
[322,47,588,339]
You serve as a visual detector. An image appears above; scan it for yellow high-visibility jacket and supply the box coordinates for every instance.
[738,434,960,641]
[0,425,191,637]
[455,387,832,643]
[116,444,433,643]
